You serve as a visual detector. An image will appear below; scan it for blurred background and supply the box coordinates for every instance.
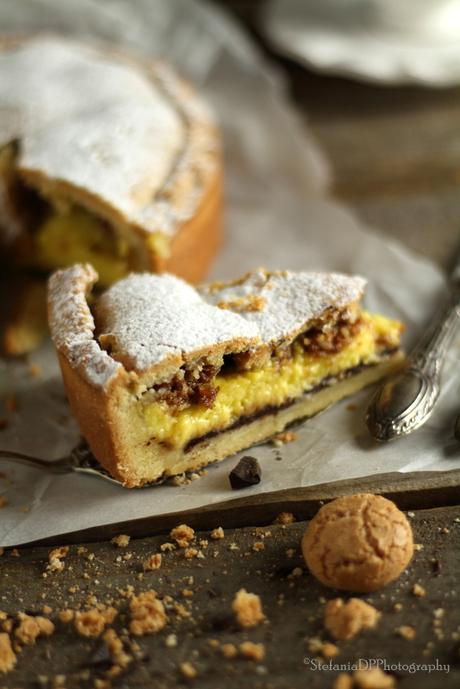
[214,0,460,270]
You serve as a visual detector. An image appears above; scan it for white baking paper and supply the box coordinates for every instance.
[0,0,458,548]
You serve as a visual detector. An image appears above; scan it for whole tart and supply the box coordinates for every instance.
[48,264,405,487]
[0,36,222,285]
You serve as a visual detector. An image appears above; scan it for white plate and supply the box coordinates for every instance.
[262,0,460,86]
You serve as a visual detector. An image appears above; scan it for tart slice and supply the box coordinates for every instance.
[48,264,404,487]
[0,37,221,286]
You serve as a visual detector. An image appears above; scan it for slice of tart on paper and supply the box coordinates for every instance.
[48,264,404,487]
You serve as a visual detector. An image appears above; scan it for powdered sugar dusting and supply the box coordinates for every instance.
[95,273,259,372]
[95,268,365,376]
[202,268,367,343]
[49,266,366,385]
[48,264,122,388]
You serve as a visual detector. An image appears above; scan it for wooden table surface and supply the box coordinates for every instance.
[1,3,460,687]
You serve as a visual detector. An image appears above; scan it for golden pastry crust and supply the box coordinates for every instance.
[302,493,414,592]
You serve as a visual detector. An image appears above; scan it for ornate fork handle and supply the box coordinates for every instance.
[366,280,460,441]
[411,281,460,375]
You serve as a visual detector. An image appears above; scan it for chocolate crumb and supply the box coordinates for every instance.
[229,456,261,490]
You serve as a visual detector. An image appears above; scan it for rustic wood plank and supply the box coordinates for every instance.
[30,468,460,547]
[1,505,459,688]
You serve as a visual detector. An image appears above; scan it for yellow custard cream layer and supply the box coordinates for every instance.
[36,207,129,284]
[143,313,401,449]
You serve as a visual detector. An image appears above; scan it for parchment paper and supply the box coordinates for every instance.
[0,0,458,548]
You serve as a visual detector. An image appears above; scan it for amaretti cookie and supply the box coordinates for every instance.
[48,264,404,487]
[0,37,222,285]
[302,494,414,592]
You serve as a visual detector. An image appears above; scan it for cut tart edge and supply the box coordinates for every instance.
[59,350,404,488]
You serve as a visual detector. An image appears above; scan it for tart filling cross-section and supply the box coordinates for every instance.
[48,264,404,487]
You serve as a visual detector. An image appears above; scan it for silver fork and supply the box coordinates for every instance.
[0,445,124,486]
[366,257,460,442]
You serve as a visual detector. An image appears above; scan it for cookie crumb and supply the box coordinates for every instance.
[165,633,177,648]
[111,534,130,548]
[129,591,167,636]
[180,661,197,679]
[353,667,395,688]
[184,547,199,559]
[396,625,416,640]
[239,641,265,661]
[272,431,298,446]
[102,628,131,674]
[232,589,265,628]
[252,541,265,552]
[221,643,238,659]
[210,527,224,540]
[333,673,353,689]
[59,609,74,623]
[0,633,16,673]
[170,524,195,548]
[321,642,339,659]
[274,512,296,525]
[324,598,380,640]
[15,613,54,645]
[143,554,162,571]
[47,546,69,573]
[412,583,426,597]
[308,637,339,659]
[74,607,117,638]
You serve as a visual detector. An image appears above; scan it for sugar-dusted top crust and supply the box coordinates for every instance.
[0,36,219,239]
[48,266,366,389]
[94,274,260,374]
[201,268,366,344]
